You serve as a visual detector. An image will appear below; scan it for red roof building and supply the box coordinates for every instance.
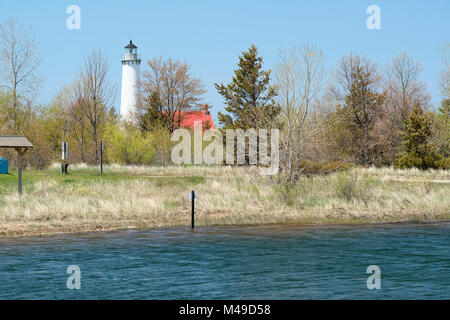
[175,104,216,131]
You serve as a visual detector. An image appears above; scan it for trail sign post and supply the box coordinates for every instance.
[61,142,69,174]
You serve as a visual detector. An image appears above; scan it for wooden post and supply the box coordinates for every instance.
[18,150,22,197]
[16,148,26,197]
[191,190,195,229]
[100,140,103,175]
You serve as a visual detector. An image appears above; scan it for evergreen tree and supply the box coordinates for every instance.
[216,45,280,130]
[336,56,385,165]
[396,105,443,169]
[138,91,171,132]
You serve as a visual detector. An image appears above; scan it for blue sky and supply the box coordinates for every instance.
[1,0,449,124]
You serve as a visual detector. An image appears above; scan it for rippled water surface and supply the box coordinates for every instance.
[0,222,449,299]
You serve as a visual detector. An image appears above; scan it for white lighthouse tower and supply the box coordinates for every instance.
[120,40,141,121]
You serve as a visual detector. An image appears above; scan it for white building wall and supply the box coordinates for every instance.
[120,58,140,121]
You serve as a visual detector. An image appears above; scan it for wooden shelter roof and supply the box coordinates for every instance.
[0,136,34,148]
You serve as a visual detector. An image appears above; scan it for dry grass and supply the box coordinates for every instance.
[0,164,449,237]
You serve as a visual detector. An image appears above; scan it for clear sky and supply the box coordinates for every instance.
[1,0,449,124]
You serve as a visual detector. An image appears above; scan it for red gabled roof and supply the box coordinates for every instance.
[175,111,216,130]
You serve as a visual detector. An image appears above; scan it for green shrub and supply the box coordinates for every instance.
[150,125,173,165]
[104,122,155,165]
[275,180,299,207]
[333,172,371,202]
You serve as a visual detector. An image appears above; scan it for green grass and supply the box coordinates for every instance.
[0,164,449,237]
[1,167,205,192]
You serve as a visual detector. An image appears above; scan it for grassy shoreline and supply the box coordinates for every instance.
[0,164,449,237]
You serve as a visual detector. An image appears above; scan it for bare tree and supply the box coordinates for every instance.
[385,52,430,121]
[50,84,86,162]
[75,50,115,163]
[0,18,43,133]
[332,54,385,165]
[435,43,450,157]
[141,56,205,132]
[275,44,325,181]
[373,53,431,163]
[440,43,450,99]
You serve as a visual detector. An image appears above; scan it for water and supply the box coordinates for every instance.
[0,223,449,299]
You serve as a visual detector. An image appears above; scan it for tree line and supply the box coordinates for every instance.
[0,19,448,176]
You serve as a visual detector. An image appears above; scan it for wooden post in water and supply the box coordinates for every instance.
[191,190,195,229]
